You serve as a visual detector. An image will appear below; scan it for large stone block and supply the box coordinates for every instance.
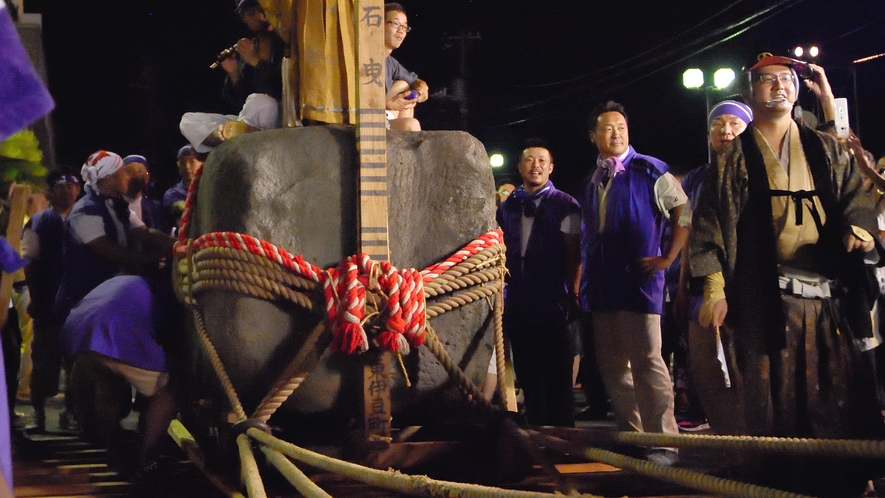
[185,126,497,430]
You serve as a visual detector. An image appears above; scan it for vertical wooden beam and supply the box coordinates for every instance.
[355,0,392,449]
[354,0,389,262]
[0,185,29,328]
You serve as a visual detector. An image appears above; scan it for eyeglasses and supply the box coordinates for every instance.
[754,73,794,85]
[387,20,411,33]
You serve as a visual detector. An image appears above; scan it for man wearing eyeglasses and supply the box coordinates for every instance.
[384,3,429,131]
[689,54,885,494]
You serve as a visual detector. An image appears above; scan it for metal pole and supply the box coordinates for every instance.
[705,86,713,164]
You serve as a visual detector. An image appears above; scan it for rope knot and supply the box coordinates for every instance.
[322,254,426,355]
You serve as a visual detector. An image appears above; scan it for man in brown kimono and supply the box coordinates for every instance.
[689,54,885,496]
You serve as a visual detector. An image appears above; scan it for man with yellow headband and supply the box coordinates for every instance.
[689,54,885,494]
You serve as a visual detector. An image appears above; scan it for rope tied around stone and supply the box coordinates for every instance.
[171,162,510,496]
[176,206,503,358]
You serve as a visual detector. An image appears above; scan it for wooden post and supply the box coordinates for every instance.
[0,185,30,328]
[354,0,389,262]
[355,0,392,449]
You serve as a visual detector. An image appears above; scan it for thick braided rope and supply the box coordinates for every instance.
[612,430,885,459]
[249,428,601,498]
[176,231,505,424]
[179,230,504,356]
[260,446,332,498]
[175,163,204,245]
[236,433,267,498]
[528,430,812,498]
[493,286,508,404]
[421,230,502,282]
[191,305,247,423]
[423,324,493,410]
[251,321,328,423]
[539,426,885,460]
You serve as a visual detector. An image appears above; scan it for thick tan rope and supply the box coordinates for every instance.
[528,430,811,498]
[237,433,267,498]
[179,232,506,421]
[613,430,885,459]
[192,305,248,422]
[425,280,504,319]
[493,288,509,406]
[248,428,601,498]
[422,324,493,410]
[251,320,329,422]
[260,446,332,498]
[538,426,885,460]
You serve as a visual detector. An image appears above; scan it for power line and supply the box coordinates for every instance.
[504,0,749,89]
[488,0,804,128]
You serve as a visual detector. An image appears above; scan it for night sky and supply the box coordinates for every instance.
[21,0,885,199]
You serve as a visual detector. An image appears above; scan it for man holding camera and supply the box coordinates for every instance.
[689,54,885,494]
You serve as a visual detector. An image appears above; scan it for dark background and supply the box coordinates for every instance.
[21,0,885,199]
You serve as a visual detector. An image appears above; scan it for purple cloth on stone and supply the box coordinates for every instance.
[0,237,25,273]
[0,5,54,141]
[62,275,167,372]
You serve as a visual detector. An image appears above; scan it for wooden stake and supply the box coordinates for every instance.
[355,0,392,449]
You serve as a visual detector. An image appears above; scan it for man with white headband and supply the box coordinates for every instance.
[54,150,177,476]
[689,54,885,494]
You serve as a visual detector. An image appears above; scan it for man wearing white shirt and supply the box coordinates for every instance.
[581,101,688,466]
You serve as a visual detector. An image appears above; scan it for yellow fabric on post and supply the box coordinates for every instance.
[295,0,357,124]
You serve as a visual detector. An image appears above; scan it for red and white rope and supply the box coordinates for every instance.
[174,163,501,355]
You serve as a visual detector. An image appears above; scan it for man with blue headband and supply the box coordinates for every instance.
[676,99,752,435]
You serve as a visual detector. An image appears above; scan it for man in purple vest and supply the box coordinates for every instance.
[21,169,81,433]
[582,101,689,465]
[497,143,581,426]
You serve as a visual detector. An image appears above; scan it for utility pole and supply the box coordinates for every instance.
[443,31,480,130]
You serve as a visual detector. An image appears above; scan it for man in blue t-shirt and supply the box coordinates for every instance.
[384,3,429,131]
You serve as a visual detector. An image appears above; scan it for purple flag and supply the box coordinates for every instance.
[0,4,54,141]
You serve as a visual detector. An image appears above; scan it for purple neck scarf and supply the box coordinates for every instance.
[512,181,552,217]
[591,156,625,186]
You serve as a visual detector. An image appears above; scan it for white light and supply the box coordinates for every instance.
[489,153,504,168]
[809,46,819,58]
[682,68,704,89]
[794,46,804,58]
[713,68,736,89]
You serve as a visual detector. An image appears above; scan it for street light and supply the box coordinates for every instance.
[793,45,820,60]
[682,68,704,89]
[713,68,735,90]
[489,153,504,168]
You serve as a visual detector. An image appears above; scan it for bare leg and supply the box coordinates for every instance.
[389,118,421,131]
[140,383,176,468]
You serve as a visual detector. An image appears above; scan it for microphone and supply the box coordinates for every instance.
[210,45,238,69]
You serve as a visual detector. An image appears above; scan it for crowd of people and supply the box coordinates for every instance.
[1,146,203,478]
[495,55,885,495]
[2,0,885,495]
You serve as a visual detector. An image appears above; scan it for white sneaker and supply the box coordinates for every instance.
[647,448,679,467]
